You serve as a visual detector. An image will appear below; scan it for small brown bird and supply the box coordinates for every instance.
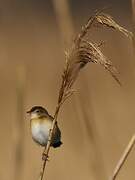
[27,106,62,148]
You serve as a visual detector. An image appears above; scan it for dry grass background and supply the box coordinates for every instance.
[0,0,134,180]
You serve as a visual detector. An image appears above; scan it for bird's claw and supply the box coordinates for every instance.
[42,153,49,161]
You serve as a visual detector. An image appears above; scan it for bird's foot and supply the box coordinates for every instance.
[42,152,49,161]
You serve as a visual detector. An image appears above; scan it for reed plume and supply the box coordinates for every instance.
[38,10,132,180]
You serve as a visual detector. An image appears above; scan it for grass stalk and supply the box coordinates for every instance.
[79,76,107,180]
[132,0,135,47]
[14,65,26,180]
[110,134,135,180]
[52,0,74,46]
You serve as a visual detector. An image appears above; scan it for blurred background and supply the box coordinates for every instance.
[0,0,134,180]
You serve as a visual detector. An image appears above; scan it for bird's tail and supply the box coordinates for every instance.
[52,141,63,148]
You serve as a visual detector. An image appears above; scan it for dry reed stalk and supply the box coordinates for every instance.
[79,77,107,180]
[52,0,74,46]
[132,0,135,49]
[109,134,135,180]
[38,10,132,180]
[14,65,26,180]
[74,93,107,180]
[132,0,135,33]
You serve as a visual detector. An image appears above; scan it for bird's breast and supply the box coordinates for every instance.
[31,118,52,146]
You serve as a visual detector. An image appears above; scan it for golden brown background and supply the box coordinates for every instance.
[0,0,134,180]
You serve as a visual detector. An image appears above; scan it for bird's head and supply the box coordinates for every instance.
[27,106,49,119]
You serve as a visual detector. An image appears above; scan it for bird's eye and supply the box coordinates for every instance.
[36,110,40,113]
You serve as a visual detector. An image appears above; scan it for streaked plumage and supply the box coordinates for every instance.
[27,106,62,148]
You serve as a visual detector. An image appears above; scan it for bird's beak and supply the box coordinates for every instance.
[27,110,31,114]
